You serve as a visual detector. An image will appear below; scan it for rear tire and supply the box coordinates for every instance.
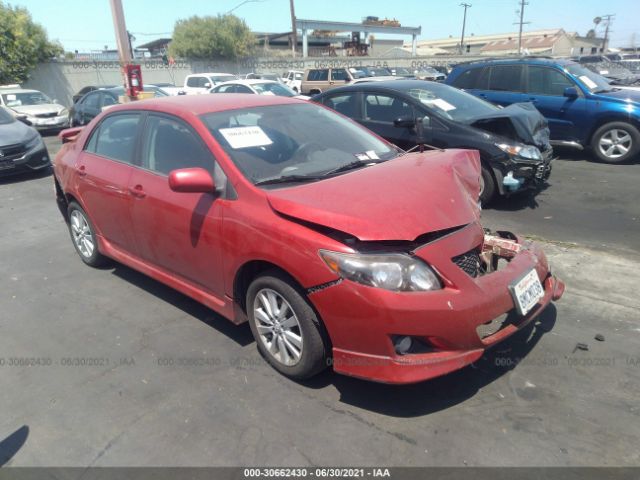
[479,165,496,205]
[590,122,640,164]
[247,271,329,380]
[67,202,108,267]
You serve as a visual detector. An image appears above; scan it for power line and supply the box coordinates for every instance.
[459,3,471,55]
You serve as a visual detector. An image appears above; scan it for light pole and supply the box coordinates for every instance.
[459,3,471,55]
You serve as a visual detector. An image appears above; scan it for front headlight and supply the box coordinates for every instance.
[25,134,44,150]
[59,108,69,117]
[319,250,442,292]
[496,143,542,161]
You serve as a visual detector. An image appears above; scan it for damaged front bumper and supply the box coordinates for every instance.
[308,227,564,384]
[494,147,554,195]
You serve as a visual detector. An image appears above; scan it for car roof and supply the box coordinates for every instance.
[220,79,279,86]
[103,93,303,116]
[193,72,236,76]
[0,88,41,94]
[318,79,442,94]
[454,57,576,68]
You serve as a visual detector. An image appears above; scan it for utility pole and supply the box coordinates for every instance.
[290,0,297,57]
[109,0,131,64]
[600,14,615,52]
[514,0,531,55]
[459,3,471,55]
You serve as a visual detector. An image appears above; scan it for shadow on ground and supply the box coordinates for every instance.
[0,425,29,466]
[110,259,557,417]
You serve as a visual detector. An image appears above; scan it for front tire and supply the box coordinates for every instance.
[479,165,496,205]
[247,271,329,380]
[67,202,107,267]
[590,122,640,164]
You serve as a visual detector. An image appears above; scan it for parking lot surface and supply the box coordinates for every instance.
[0,135,638,466]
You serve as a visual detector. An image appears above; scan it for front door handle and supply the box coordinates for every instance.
[129,184,146,199]
[77,165,87,177]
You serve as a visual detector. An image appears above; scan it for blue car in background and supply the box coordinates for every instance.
[446,58,640,163]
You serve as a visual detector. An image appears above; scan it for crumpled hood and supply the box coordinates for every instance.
[266,149,481,242]
[0,119,35,147]
[11,104,64,116]
[467,102,551,150]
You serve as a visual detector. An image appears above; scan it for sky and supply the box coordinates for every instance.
[10,0,640,52]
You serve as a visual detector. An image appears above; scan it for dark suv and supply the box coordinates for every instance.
[446,58,640,163]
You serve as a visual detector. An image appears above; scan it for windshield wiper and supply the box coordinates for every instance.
[321,159,383,177]
[254,174,325,186]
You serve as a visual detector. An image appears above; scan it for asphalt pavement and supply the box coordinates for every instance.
[0,135,638,467]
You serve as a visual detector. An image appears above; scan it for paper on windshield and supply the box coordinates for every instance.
[6,94,16,100]
[579,76,598,89]
[219,126,273,149]
[422,98,456,111]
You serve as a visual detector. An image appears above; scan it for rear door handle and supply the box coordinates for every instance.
[129,184,146,199]
[77,165,87,177]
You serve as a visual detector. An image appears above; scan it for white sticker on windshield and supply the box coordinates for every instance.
[422,98,456,111]
[219,126,273,149]
[579,76,598,89]
[6,94,16,100]
[366,150,379,160]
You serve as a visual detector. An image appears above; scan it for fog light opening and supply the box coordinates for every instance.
[394,336,413,355]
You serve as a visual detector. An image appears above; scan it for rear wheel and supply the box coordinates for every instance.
[591,122,640,164]
[479,165,496,205]
[247,271,329,379]
[67,202,107,267]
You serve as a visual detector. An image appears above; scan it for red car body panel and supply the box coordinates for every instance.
[54,94,564,384]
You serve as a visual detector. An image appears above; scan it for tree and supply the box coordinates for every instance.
[0,2,63,84]
[169,14,255,60]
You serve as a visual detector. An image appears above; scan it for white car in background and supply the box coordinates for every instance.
[209,79,309,99]
[162,73,240,96]
[0,85,68,130]
[282,70,304,93]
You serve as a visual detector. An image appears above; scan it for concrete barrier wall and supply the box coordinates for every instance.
[23,55,483,107]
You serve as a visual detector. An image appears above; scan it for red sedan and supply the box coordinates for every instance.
[53,94,564,384]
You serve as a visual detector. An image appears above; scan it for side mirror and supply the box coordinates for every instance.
[16,114,32,126]
[415,116,433,144]
[393,116,415,128]
[204,82,211,89]
[344,78,351,83]
[168,168,215,193]
[563,87,578,98]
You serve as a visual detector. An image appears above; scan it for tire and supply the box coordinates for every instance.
[479,164,496,205]
[247,271,329,380]
[66,202,108,267]
[590,122,640,164]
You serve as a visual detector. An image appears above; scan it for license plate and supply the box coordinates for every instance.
[509,269,544,316]
[0,160,15,171]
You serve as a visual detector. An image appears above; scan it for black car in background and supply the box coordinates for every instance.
[312,80,553,204]
[71,85,117,104]
[0,106,50,177]
[69,85,169,126]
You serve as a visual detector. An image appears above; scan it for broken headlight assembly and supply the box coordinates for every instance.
[319,250,442,292]
[495,143,542,161]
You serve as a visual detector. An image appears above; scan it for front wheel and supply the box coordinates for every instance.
[247,271,329,379]
[479,165,496,205]
[590,122,640,164]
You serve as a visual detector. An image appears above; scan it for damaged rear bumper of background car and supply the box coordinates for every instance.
[308,229,564,384]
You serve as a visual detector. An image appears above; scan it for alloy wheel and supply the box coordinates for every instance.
[598,128,632,159]
[252,288,303,366]
[70,210,95,258]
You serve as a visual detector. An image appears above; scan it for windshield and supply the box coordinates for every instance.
[251,82,297,97]
[201,103,398,187]
[394,68,413,76]
[405,82,499,122]
[213,75,239,83]
[565,64,612,92]
[0,106,16,124]
[1,91,52,107]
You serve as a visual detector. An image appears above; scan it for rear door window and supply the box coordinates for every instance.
[451,67,488,89]
[488,65,524,92]
[363,94,413,123]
